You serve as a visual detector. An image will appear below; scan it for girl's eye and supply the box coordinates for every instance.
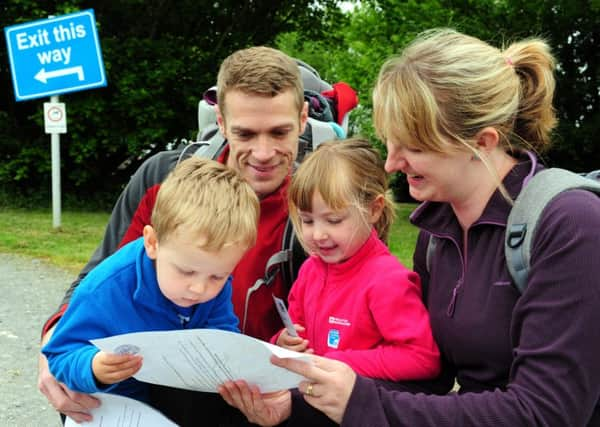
[328,218,342,225]
[300,217,313,225]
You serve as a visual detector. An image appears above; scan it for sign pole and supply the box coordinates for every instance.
[50,94,61,228]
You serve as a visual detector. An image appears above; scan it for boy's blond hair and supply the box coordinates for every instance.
[288,138,395,245]
[217,46,304,118]
[152,157,259,251]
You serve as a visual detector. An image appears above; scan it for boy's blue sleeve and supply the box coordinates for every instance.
[205,278,240,332]
[42,288,117,394]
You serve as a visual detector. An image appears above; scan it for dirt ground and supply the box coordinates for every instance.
[0,253,68,426]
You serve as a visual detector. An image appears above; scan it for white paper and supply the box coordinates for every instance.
[91,329,310,393]
[64,392,177,427]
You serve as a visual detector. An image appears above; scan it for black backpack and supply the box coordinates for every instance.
[178,61,357,295]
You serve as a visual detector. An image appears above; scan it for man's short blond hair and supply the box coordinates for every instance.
[152,157,259,251]
[217,46,304,117]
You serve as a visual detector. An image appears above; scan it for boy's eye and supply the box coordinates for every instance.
[210,275,226,282]
[181,270,195,276]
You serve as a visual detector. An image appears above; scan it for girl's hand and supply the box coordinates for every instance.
[219,380,292,426]
[92,351,143,385]
[276,324,313,353]
[271,353,356,424]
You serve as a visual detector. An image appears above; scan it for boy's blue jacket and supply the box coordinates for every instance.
[42,237,239,401]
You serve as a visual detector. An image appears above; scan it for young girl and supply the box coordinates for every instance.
[271,138,440,381]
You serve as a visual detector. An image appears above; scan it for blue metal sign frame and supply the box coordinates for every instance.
[4,9,107,101]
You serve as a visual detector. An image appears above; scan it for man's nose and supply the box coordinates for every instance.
[252,135,275,161]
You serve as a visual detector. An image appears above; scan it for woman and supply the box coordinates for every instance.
[219,28,600,427]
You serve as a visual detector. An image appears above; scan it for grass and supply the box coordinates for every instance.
[0,203,419,273]
[389,203,420,267]
[0,208,111,274]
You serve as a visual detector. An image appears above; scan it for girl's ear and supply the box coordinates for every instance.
[143,225,159,260]
[368,194,386,224]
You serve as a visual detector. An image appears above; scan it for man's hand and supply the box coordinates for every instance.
[92,351,143,385]
[38,327,100,423]
[219,380,292,426]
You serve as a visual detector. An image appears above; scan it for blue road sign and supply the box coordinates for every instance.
[4,9,106,102]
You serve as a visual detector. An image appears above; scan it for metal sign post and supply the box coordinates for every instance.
[46,95,65,228]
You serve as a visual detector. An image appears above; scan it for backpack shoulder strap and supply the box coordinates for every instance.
[505,168,600,293]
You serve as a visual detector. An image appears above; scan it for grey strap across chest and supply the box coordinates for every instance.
[505,168,600,293]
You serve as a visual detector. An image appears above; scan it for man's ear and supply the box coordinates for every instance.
[143,225,159,260]
[474,126,500,155]
[215,104,226,136]
[369,194,386,224]
[299,101,309,134]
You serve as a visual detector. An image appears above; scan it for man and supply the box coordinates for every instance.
[38,46,309,426]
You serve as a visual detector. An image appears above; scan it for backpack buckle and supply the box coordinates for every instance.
[507,223,527,248]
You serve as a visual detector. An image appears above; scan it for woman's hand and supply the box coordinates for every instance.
[271,354,357,424]
[219,380,292,426]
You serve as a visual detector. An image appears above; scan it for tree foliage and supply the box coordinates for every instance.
[2,0,599,206]
[0,0,337,206]
[277,0,600,198]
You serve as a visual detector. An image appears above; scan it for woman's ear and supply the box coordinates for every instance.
[369,195,386,224]
[474,126,500,156]
[143,225,159,260]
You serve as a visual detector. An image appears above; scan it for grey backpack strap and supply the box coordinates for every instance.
[505,168,600,293]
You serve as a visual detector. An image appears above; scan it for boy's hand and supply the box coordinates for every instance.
[92,351,143,385]
[276,324,313,353]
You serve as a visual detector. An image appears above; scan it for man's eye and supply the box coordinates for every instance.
[272,130,288,138]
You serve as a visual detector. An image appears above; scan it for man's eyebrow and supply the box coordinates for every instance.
[230,124,295,133]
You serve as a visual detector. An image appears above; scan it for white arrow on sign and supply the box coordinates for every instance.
[35,66,85,84]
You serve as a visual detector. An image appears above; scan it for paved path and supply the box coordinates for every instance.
[1,253,68,426]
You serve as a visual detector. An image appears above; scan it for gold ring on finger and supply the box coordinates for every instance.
[305,383,314,396]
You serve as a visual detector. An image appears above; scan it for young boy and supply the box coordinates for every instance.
[42,157,259,403]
